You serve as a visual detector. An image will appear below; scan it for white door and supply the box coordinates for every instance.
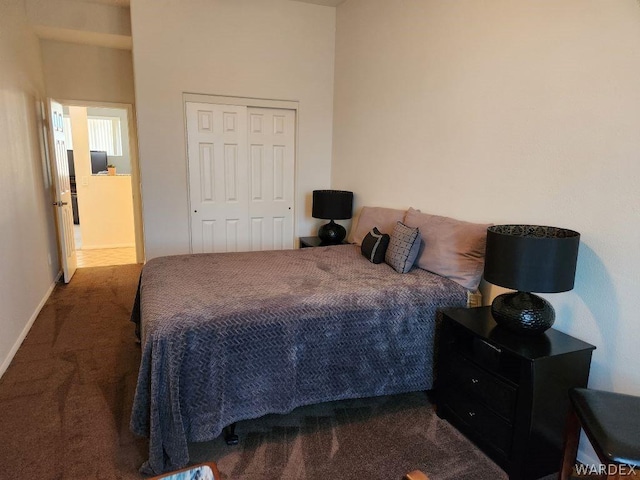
[247,108,295,250]
[48,100,77,282]
[186,102,295,253]
[187,103,249,253]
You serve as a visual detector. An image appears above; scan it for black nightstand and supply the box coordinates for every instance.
[299,236,348,248]
[435,306,595,480]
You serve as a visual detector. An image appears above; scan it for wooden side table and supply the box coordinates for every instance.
[435,306,596,480]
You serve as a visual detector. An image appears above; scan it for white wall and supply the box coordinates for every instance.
[0,0,60,376]
[25,0,131,38]
[333,0,640,456]
[25,0,132,49]
[40,40,135,104]
[130,0,336,259]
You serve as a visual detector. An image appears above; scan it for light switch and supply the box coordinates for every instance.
[82,176,89,186]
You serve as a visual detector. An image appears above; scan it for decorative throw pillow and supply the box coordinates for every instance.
[385,222,421,273]
[361,227,390,264]
[348,206,407,245]
[403,207,490,290]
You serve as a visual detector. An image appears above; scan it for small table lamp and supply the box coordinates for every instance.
[312,190,353,244]
[483,225,580,335]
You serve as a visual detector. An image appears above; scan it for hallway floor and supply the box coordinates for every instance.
[76,247,137,268]
[74,224,138,267]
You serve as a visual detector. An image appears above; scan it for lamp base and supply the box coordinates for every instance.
[318,220,346,244]
[491,291,555,336]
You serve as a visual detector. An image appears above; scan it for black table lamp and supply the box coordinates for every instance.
[312,190,353,244]
[483,225,580,335]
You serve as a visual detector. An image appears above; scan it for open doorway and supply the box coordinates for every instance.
[62,101,144,267]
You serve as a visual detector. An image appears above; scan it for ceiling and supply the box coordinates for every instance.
[37,0,345,50]
[291,0,346,6]
[70,0,130,5]
[69,0,347,7]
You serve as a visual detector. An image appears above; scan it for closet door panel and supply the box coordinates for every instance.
[186,102,248,253]
[247,107,295,251]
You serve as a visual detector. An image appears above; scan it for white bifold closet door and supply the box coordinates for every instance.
[186,102,295,254]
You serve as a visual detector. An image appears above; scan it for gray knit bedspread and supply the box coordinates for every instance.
[130,244,467,474]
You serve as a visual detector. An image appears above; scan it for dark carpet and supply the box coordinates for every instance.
[0,264,556,479]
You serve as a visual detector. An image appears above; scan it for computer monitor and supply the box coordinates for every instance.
[90,150,108,174]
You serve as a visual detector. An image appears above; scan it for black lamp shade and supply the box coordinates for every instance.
[312,190,353,220]
[484,225,580,336]
[484,225,580,293]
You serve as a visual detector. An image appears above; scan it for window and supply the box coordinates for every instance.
[62,115,123,156]
[87,117,123,156]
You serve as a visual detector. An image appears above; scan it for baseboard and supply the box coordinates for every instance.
[80,243,135,250]
[0,271,61,379]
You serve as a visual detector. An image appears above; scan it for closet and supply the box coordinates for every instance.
[186,101,295,253]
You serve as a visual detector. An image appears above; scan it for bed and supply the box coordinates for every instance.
[130,208,489,474]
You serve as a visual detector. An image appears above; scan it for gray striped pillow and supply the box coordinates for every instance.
[385,222,421,273]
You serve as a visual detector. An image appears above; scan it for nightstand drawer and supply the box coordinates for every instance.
[442,388,513,456]
[447,353,517,420]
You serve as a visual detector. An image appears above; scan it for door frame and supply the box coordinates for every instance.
[182,93,299,253]
[55,99,145,264]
